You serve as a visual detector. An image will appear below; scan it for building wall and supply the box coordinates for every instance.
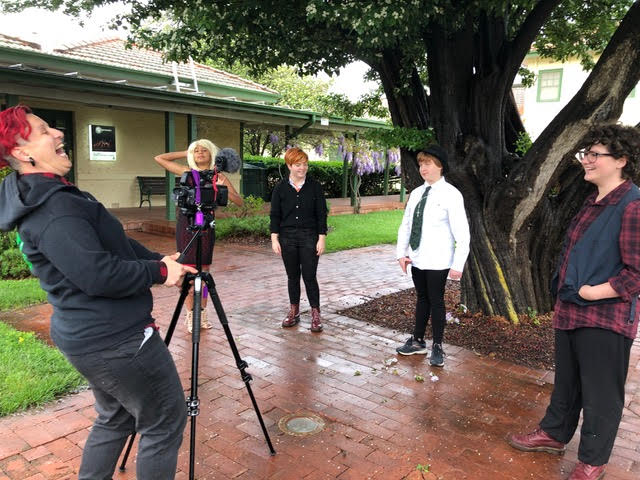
[74,107,188,208]
[15,97,241,207]
[519,55,639,140]
[197,117,241,153]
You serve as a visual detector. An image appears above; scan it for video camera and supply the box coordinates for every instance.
[172,148,241,221]
[174,169,228,213]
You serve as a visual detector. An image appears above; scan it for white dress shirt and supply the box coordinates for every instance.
[396,177,470,272]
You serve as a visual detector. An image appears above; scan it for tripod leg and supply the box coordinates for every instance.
[118,274,192,472]
[203,273,276,455]
[186,276,204,480]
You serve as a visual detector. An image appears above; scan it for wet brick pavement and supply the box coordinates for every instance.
[1,232,638,479]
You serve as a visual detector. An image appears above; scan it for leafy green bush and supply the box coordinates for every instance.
[361,126,435,151]
[245,155,343,197]
[0,248,31,279]
[514,131,533,155]
[0,230,17,251]
[0,167,11,183]
[225,195,265,217]
[215,215,271,239]
[244,155,400,199]
[0,230,31,279]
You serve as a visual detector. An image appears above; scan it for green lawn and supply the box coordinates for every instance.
[0,277,47,311]
[0,321,85,416]
[0,278,82,417]
[326,209,403,252]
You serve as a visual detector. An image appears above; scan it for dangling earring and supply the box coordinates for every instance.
[28,156,35,166]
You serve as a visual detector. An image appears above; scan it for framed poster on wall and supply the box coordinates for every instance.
[89,125,116,161]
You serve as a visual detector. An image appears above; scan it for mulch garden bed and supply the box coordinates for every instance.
[339,281,555,371]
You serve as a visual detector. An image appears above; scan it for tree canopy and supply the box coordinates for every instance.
[9,0,640,321]
[201,62,388,155]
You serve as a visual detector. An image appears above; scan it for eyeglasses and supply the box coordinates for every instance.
[577,150,615,163]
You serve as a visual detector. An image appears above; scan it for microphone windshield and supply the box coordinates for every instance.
[215,148,241,173]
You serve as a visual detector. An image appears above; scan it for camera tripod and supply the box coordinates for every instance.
[119,220,276,479]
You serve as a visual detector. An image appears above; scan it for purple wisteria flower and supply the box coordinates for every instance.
[374,151,386,173]
[388,149,401,175]
[314,144,324,157]
[269,133,279,145]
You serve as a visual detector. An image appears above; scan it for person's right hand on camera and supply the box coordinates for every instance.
[162,253,197,286]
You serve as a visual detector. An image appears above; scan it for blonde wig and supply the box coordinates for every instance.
[186,139,219,170]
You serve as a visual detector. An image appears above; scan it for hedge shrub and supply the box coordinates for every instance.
[224,195,266,218]
[215,215,271,239]
[0,167,11,183]
[0,248,31,279]
[244,155,400,200]
[0,223,31,280]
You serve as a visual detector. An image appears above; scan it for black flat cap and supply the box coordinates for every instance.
[420,144,449,174]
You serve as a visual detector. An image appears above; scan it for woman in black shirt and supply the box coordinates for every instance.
[270,147,328,332]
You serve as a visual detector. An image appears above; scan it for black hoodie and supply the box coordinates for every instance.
[0,172,166,355]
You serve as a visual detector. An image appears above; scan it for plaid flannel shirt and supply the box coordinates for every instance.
[553,180,640,339]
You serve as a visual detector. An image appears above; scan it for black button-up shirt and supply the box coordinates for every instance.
[270,176,328,235]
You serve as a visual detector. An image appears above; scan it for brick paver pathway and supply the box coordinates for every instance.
[1,232,638,479]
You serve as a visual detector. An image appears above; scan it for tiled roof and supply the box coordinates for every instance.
[53,38,276,95]
[0,34,41,52]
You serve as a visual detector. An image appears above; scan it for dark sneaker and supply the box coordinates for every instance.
[396,337,428,355]
[430,343,445,367]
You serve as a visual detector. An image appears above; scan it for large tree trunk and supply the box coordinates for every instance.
[467,2,640,319]
[415,7,552,322]
[505,0,640,312]
[374,50,430,190]
[382,1,640,321]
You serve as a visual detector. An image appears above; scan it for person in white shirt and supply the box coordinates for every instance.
[395,145,470,366]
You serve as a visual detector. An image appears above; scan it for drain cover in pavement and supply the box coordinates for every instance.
[278,413,326,437]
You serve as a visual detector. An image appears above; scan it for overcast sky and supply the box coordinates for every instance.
[1,7,377,101]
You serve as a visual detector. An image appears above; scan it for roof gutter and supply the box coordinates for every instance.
[0,67,390,132]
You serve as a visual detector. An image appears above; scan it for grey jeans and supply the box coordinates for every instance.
[64,329,187,480]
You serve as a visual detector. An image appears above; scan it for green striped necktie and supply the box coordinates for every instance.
[409,186,431,250]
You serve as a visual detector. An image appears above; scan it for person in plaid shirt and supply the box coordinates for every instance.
[508,123,640,480]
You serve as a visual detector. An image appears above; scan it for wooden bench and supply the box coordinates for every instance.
[136,176,166,208]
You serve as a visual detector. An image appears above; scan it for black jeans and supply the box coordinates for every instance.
[539,327,633,466]
[279,228,320,308]
[411,267,449,344]
[64,329,187,480]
